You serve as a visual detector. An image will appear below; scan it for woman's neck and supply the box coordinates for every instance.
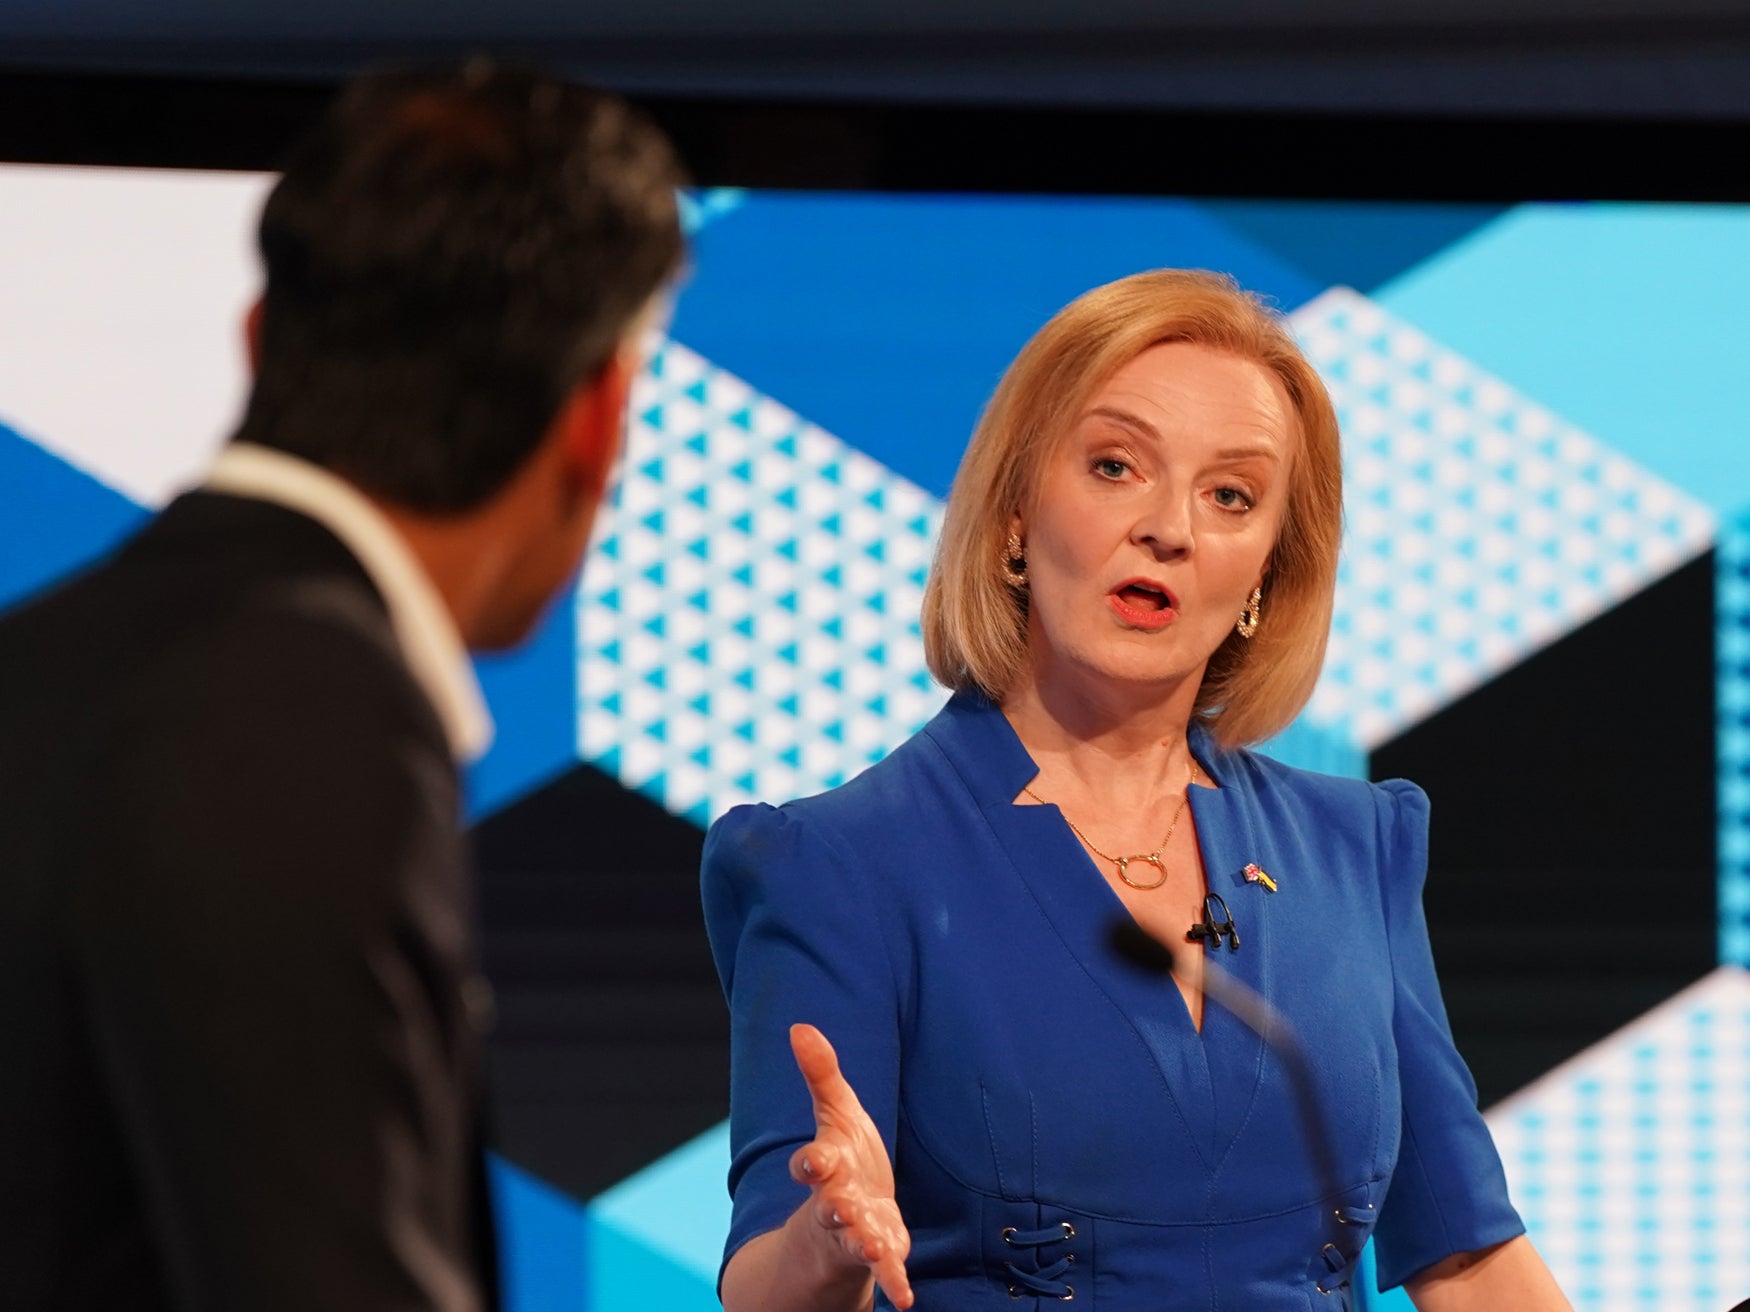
[999,662,1208,813]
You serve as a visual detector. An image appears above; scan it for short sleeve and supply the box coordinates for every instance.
[1370,778,1526,1291]
[700,802,903,1288]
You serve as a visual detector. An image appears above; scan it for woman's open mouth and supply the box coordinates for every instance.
[1108,581,1178,628]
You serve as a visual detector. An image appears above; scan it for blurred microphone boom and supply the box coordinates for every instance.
[1108,918,1345,1217]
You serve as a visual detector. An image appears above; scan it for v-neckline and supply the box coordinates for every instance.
[1013,770,1219,1038]
[928,690,1278,1171]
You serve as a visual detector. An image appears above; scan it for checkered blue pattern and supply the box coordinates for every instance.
[1721,514,1750,968]
[575,339,948,825]
[1485,967,1750,1312]
[1291,288,1715,749]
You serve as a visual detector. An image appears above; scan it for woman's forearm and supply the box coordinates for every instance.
[1406,1234,1572,1312]
[721,1205,879,1312]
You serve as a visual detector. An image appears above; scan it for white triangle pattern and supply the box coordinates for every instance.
[1485,968,1750,1312]
[574,339,948,826]
[1290,287,1716,750]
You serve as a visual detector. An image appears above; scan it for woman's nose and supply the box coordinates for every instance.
[1133,488,1194,557]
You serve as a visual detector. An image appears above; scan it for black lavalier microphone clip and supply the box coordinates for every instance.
[1186,892,1240,951]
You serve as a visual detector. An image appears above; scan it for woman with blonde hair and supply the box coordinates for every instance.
[703,270,1569,1311]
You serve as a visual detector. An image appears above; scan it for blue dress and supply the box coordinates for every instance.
[702,690,1523,1310]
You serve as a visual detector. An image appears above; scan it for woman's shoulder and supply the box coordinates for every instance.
[1206,733,1429,837]
[1203,745,1433,914]
[709,725,948,851]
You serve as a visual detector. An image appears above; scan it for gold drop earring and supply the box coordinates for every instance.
[1236,586,1262,639]
[1001,532,1028,588]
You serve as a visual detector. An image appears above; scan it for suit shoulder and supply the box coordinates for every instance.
[95,597,461,909]
[2,558,433,802]
[7,535,407,698]
[141,572,432,739]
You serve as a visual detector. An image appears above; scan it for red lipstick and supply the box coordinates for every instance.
[1108,579,1178,630]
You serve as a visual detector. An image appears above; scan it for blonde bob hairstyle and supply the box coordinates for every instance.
[921,268,1343,751]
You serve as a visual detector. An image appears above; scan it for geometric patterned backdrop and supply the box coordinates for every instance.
[1723,515,1750,966]
[5,165,1750,1311]
[1297,286,1714,750]
[1487,969,1750,1312]
[578,338,943,827]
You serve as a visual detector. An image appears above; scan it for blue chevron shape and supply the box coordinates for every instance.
[0,422,147,618]
[1376,204,1750,515]
[668,193,1320,498]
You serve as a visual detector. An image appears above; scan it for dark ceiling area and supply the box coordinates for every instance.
[5,0,1750,120]
[2,70,1745,205]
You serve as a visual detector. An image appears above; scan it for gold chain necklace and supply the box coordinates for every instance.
[1022,759,1200,891]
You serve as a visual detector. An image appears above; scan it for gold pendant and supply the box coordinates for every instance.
[1116,854,1168,890]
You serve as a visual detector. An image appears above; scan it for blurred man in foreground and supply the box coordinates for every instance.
[0,59,684,1311]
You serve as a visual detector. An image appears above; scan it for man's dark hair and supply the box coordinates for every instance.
[236,58,686,512]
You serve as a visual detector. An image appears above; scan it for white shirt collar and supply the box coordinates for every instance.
[202,443,495,763]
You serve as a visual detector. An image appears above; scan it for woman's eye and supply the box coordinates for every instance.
[1093,458,1129,480]
[1212,486,1254,510]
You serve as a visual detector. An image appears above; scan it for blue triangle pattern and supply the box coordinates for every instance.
[1293,287,1714,750]
[576,338,948,824]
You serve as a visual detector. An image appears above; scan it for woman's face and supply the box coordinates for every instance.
[1016,341,1295,698]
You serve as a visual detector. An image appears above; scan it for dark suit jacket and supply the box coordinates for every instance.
[0,492,497,1311]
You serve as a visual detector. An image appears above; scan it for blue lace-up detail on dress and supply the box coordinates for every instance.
[1002,1222,1077,1300]
[1315,1204,1377,1295]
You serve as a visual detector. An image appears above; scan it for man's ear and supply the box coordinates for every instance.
[244,298,265,374]
[555,349,636,503]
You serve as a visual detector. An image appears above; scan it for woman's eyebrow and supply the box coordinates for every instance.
[1083,405,1281,464]
[1083,405,1160,442]
[1212,444,1283,464]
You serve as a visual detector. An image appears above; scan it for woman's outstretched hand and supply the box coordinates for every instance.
[787,1023,915,1310]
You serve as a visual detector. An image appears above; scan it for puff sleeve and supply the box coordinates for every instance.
[700,802,905,1287]
[1369,778,1526,1289]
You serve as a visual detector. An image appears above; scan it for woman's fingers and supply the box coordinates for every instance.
[860,1204,914,1310]
[788,1024,895,1190]
[788,1137,842,1186]
[799,1185,914,1306]
[875,1246,915,1309]
[809,1192,847,1231]
[813,1200,913,1307]
[789,1022,860,1123]
[787,1024,913,1306]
